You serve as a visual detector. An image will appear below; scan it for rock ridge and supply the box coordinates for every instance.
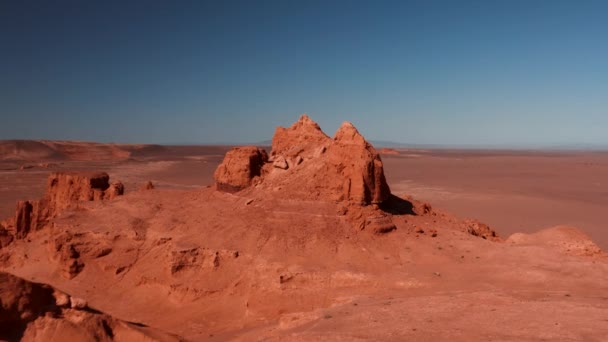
[0,171,124,248]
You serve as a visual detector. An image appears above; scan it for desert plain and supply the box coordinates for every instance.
[1,115,607,341]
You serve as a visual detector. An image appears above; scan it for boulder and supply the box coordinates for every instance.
[463,219,499,241]
[6,200,48,239]
[70,297,87,310]
[273,156,289,170]
[214,146,268,192]
[53,290,70,307]
[51,234,85,279]
[0,272,56,337]
[104,181,124,200]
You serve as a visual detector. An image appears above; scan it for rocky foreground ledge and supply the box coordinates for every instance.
[0,271,181,341]
[215,114,390,205]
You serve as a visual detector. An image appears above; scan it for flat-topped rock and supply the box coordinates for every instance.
[0,171,124,246]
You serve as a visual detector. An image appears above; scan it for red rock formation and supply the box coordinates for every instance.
[104,181,124,200]
[214,115,391,205]
[45,172,111,213]
[50,232,85,279]
[213,115,394,234]
[330,122,391,204]
[214,146,268,192]
[4,200,48,240]
[0,225,13,248]
[263,117,391,205]
[271,114,331,160]
[463,219,499,241]
[0,272,182,341]
[13,200,33,239]
[0,172,124,246]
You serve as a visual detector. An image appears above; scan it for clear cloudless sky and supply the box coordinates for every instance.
[1,0,607,146]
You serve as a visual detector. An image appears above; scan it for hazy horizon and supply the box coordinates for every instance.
[1,1,607,147]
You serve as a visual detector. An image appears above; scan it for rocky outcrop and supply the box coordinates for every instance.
[4,200,49,241]
[214,146,268,192]
[213,114,394,234]
[14,200,33,239]
[329,122,391,204]
[214,114,391,205]
[0,272,182,341]
[263,116,391,205]
[104,181,125,200]
[0,172,124,247]
[271,114,331,160]
[463,219,499,241]
[0,225,13,248]
[45,172,112,213]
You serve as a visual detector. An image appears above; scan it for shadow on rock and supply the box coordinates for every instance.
[379,195,416,216]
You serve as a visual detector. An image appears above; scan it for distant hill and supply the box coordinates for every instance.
[0,140,236,162]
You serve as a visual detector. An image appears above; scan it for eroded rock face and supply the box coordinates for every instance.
[463,219,499,241]
[104,181,125,200]
[0,272,182,341]
[1,172,124,247]
[271,114,331,159]
[265,116,391,205]
[214,146,268,192]
[213,115,393,233]
[14,200,33,239]
[329,122,391,204]
[214,114,391,205]
[51,233,85,279]
[4,200,48,241]
[0,272,56,340]
[45,172,111,213]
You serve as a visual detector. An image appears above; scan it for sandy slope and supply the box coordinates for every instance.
[2,186,607,340]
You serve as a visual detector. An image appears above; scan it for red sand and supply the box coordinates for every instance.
[382,149,608,249]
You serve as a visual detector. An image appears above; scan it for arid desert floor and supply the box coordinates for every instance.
[1,122,607,341]
[3,143,608,249]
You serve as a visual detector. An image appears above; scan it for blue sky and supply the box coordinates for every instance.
[1,0,607,146]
